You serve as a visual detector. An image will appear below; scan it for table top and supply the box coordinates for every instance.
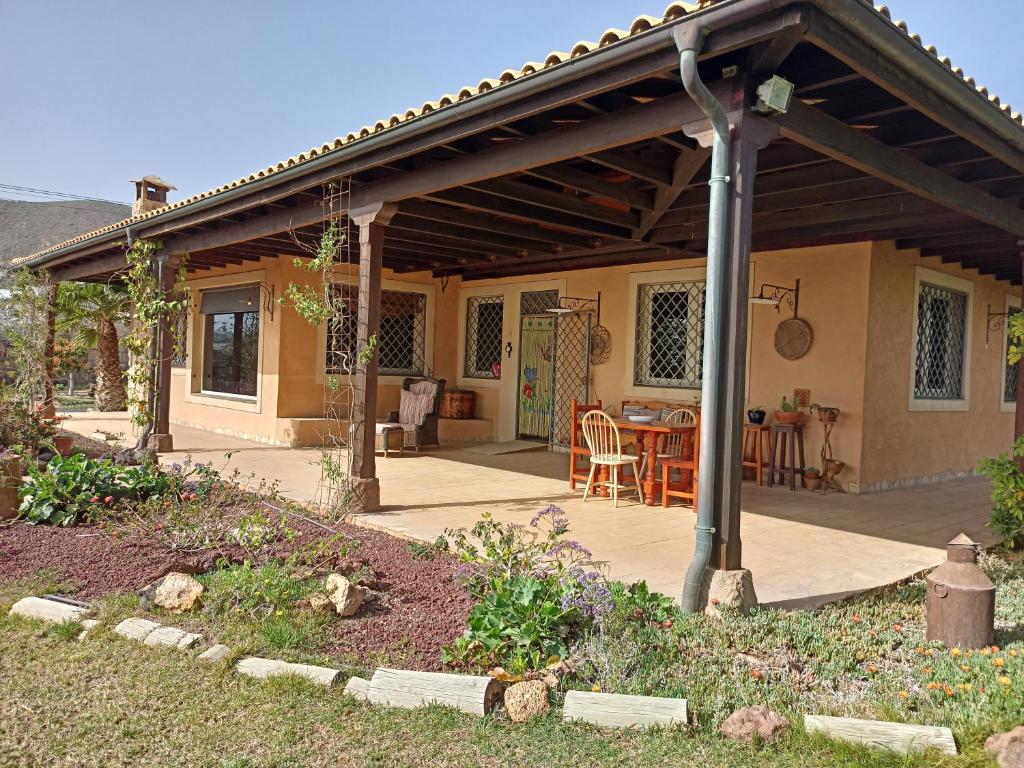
[613,418,696,433]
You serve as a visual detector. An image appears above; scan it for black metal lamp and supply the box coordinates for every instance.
[750,279,800,318]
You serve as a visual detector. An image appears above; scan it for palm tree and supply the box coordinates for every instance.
[56,282,130,411]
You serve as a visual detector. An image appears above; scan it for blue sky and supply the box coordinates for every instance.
[1,0,1021,204]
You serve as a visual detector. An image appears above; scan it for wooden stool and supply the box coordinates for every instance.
[768,424,806,491]
[741,424,771,485]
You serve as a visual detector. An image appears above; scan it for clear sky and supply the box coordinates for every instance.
[2,0,1021,205]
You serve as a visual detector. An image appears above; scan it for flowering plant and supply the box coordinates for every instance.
[442,506,611,675]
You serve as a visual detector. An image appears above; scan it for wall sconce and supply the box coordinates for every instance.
[986,304,1020,347]
[245,283,276,321]
[750,279,800,318]
[545,292,602,323]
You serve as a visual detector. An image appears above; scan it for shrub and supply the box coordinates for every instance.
[442,506,611,676]
[200,560,319,618]
[978,436,1024,547]
[19,453,120,525]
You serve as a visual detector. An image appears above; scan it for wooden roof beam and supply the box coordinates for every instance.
[398,200,594,249]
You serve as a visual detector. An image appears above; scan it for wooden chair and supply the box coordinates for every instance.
[662,410,700,511]
[639,406,697,478]
[580,410,641,508]
[569,399,602,490]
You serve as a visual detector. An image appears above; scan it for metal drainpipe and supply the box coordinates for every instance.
[675,25,732,614]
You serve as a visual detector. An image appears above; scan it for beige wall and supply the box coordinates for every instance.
[859,241,1017,491]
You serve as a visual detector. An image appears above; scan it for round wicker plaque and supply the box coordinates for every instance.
[774,317,813,360]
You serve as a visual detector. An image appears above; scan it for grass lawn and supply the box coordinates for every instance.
[1,569,1018,768]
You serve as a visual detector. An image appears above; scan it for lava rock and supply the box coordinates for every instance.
[503,680,550,723]
[152,572,204,613]
[719,706,790,742]
[325,573,367,617]
[987,727,1024,768]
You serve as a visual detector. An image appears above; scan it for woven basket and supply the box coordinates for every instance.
[440,390,475,420]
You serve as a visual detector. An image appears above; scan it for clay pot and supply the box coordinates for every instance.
[52,434,74,457]
[804,476,822,491]
[773,410,803,425]
[0,483,20,521]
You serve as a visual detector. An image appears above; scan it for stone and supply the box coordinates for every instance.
[503,680,550,723]
[235,657,341,687]
[153,572,204,613]
[343,676,371,701]
[720,706,790,742]
[198,644,232,664]
[700,568,758,617]
[987,727,1024,768]
[325,573,367,617]
[77,619,100,641]
[306,593,334,613]
[113,617,161,642]
[144,625,202,649]
[9,596,88,624]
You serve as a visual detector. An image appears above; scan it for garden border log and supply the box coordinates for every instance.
[366,668,501,716]
[9,596,88,624]
[804,715,957,755]
[562,691,688,729]
[235,657,341,687]
[113,617,160,642]
[343,676,371,701]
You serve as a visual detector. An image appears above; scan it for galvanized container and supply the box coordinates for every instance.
[925,533,995,649]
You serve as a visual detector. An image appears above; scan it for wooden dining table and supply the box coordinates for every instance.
[606,417,698,506]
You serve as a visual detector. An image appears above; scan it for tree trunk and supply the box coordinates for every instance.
[94,318,127,411]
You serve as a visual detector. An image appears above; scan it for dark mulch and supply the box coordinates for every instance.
[0,516,473,671]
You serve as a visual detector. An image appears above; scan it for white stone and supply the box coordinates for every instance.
[198,644,232,663]
[9,596,87,624]
[143,625,202,649]
[77,619,100,641]
[325,573,367,617]
[701,568,758,617]
[235,657,341,687]
[153,572,204,613]
[113,617,161,642]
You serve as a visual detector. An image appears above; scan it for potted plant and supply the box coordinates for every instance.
[773,396,803,425]
[52,432,75,457]
[804,467,822,491]
[0,447,24,481]
[746,405,766,425]
[811,403,840,423]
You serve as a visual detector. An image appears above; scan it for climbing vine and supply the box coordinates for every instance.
[122,239,189,443]
[0,267,52,411]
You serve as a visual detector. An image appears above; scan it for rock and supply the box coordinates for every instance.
[144,625,202,649]
[9,596,88,624]
[307,593,334,613]
[988,727,1024,768]
[198,644,232,664]
[720,706,790,742]
[503,680,550,723]
[700,568,758,617]
[153,572,204,613]
[77,619,100,641]
[113,617,161,642]
[325,573,367,617]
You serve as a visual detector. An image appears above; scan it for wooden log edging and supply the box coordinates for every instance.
[366,668,501,716]
[343,676,371,701]
[235,657,341,687]
[113,617,202,649]
[804,715,957,755]
[562,691,688,729]
[9,596,88,624]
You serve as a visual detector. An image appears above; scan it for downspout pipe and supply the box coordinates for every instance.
[674,25,733,614]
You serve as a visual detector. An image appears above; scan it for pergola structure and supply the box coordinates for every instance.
[19,0,1024,604]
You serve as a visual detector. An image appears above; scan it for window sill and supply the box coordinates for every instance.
[186,389,261,412]
[908,398,969,412]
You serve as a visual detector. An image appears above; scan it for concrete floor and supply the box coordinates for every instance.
[64,411,1000,609]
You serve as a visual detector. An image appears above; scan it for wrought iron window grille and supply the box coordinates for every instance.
[464,295,504,378]
[914,282,968,400]
[634,280,706,389]
[325,283,426,376]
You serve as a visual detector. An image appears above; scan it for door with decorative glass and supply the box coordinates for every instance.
[517,290,559,440]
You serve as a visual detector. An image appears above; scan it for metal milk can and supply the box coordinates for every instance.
[926,533,995,649]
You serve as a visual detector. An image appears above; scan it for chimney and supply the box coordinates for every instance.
[131,175,176,217]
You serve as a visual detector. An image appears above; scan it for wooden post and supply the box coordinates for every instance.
[42,282,57,418]
[349,203,395,513]
[713,115,777,571]
[149,254,180,453]
[1015,246,1024,456]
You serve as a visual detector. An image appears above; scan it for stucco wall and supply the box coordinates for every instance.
[859,241,1017,491]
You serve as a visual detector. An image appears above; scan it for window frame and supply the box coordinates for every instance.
[318,276,433,385]
[624,266,708,400]
[908,266,973,412]
[1001,293,1021,412]
[463,294,505,379]
[201,309,261,398]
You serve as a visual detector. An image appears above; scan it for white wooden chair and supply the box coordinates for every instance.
[580,410,642,507]
[638,407,697,479]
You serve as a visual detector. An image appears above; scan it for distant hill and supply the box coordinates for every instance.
[0,198,131,268]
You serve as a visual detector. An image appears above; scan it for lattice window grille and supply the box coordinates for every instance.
[914,282,968,400]
[326,283,426,376]
[634,280,706,388]
[464,295,504,378]
[171,310,188,366]
[1005,310,1020,404]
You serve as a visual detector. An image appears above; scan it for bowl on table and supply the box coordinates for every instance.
[628,415,656,423]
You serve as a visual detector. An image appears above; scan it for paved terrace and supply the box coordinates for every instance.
[65,412,999,609]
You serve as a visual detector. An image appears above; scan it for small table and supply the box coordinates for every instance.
[611,418,697,506]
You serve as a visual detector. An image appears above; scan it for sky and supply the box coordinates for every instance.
[1,0,1022,205]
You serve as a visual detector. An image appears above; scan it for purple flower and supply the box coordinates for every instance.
[530,504,569,534]
[545,539,592,561]
[559,566,613,619]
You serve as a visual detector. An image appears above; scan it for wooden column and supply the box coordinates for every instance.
[42,282,57,418]
[713,115,777,571]
[349,202,396,513]
[149,254,180,452]
[1015,246,1024,447]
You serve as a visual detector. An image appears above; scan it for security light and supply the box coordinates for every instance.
[753,75,795,115]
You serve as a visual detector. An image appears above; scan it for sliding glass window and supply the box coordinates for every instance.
[200,285,260,397]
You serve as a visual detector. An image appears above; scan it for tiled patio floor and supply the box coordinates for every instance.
[64,412,1000,609]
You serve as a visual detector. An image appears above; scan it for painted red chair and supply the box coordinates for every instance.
[568,398,602,490]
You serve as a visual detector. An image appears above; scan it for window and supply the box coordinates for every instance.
[633,279,705,389]
[464,295,504,378]
[325,283,426,376]
[199,285,261,397]
[1005,308,1021,405]
[913,281,969,401]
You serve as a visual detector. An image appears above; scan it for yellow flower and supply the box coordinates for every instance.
[957,683,972,692]
[898,690,909,700]
[927,682,940,690]
[950,648,961,657]
[923,665,933,675]
[1010,649,1019,658]
[592,684,601,692]
[994,657,1006,668]
[980,647,991,656]
[961,664,971,672]
[998,676,1011,686]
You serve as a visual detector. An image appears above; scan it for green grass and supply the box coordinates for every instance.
[0,610,992,768]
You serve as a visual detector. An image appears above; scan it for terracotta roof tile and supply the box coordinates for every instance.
[16,1,1024,267]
